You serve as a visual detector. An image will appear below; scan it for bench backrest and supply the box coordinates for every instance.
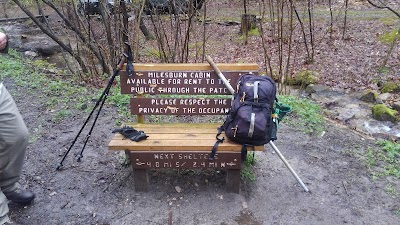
[120,63,259,121]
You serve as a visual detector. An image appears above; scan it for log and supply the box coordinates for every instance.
[0,15,48,22]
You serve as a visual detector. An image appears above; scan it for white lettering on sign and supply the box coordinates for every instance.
[135,161,235,168]
[193,87,206,93]
[214,99,227,104]
[138,107,169,114]
[148,72,188,79]
[182,108,196,114]
[198,108,230,114]
[126,78,165,85]
[157,87,190,94]
[184,79,202,85]
[178,99,211,106]
[151,99,177,105]
[209,87,227,93]
[154,153,176,159]
[134,98,231,115]
[132,153,242,169]
[189,72,211,79]
[130,86,155,94]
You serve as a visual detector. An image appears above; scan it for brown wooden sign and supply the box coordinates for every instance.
[120,71,247,95]
[130,151,241,169]
[131,98,232,115]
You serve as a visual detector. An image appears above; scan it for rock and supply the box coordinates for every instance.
[360,90,377,103]
[392,101,400,111]
[377,93,391,103]
[336,110,356,123]
[24,51,38,57]
[10,34,62,56]
[175,186,182,193]
[305,84,330,94]
[372,104,399,123]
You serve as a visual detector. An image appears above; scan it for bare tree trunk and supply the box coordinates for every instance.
[201,0,207,62]
[283,0,294,94]
[328,0,333,39]
[307,0,314,62]
[289,0,312,63]
[259,0,273,78]
[342,0,349,39]
[139,17,155,40]
[269,0,276,41]
[277,0,284,86]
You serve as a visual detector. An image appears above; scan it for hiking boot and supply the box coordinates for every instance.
[4,188,35,205]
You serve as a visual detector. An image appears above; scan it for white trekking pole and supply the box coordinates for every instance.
[206,55,310,192]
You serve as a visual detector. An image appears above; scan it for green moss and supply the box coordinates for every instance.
[287,70,318,86]
[378,29,400,44]
[372,104,399,123]
[380,82,399,93]
[380,17,397,26]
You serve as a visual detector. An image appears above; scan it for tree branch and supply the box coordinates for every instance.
[367,0,400,19]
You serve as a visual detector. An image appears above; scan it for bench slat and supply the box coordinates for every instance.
[108,123,265,152]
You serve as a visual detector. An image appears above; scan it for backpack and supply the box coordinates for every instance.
[210,74,277,160]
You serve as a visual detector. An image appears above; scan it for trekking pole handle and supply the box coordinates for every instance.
[206,55,235,95]
[116,53,128,70]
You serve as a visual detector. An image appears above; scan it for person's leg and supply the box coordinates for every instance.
[0,84,34,204]
[0,191,10,225]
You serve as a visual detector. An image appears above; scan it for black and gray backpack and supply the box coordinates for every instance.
[210,74,277,160]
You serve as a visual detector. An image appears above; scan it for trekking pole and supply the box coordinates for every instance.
[205,55,310,192]
[205,55,235,94]
[56,43,132,170]
[269,142,309,192]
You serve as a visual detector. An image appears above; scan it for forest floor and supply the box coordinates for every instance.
[1,1,399,225]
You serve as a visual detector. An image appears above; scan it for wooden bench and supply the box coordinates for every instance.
[108,63,265,193]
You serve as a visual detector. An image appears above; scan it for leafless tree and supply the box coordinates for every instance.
[259,0,295,94]
[367,0,400,69]
[144,0,206,63]
[11,0,132,85]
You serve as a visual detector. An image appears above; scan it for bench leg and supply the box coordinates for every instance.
[226,169,241,193]
[125,150,149,192]
[133,169,149,192]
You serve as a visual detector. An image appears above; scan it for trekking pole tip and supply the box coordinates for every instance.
[76,154,83,162]
[56,163,63,171]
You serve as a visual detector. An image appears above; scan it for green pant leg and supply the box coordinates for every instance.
[0,191,9,224]
[0,84,29,192]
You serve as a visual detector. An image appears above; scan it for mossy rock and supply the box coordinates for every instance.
[287,70,318,86]
[380,82,399,93]
[372,104,399,123]
[360,90,378,103]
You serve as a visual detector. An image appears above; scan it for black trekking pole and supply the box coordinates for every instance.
[56,43,133,170]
